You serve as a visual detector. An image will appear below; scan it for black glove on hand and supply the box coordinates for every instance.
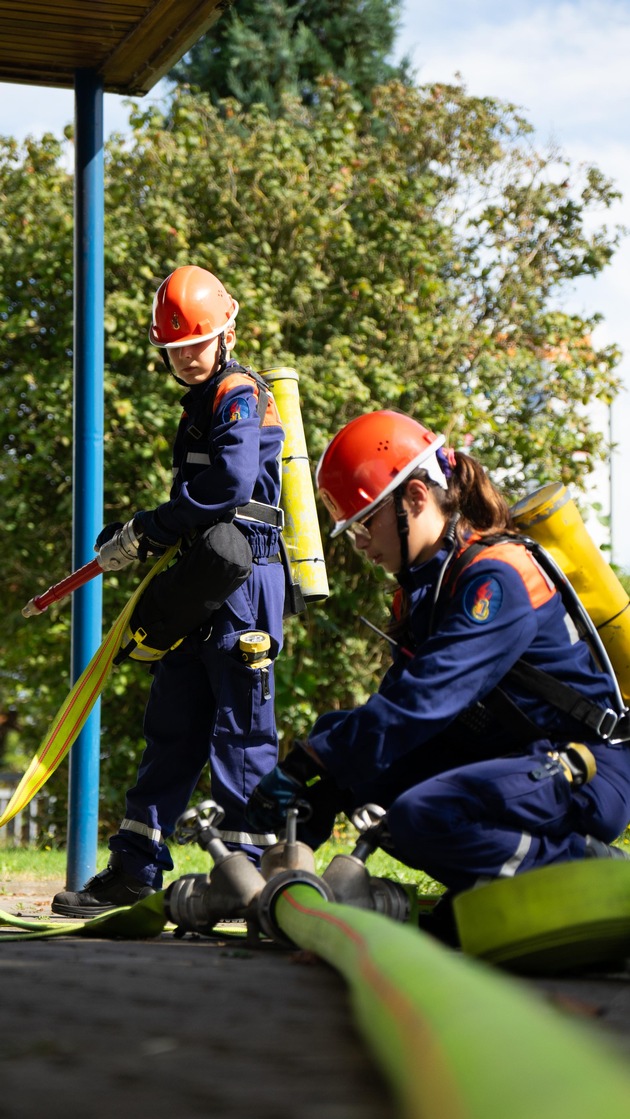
[94,522,124,551]
[132,509,181,562]
[246,743,323,834]
[96,519,143,572]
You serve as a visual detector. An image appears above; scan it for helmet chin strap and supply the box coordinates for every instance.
[217,332,227,371]
[159,348,188,387]
[394,488,410,572]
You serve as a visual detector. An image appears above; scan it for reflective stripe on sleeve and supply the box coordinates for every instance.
[186,452,211,466]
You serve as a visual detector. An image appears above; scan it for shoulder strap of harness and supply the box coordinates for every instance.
[219,363,271,425]
[438,533,626,742]
[185,363,270,445]
[182,364,283,531]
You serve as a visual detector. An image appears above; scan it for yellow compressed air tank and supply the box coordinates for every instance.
[260,367,329,604]
[511,482,630,701]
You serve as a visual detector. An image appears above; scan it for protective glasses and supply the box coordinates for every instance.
[345,496,394,546]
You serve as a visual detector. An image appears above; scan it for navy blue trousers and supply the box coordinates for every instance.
[293,738,630,893]
[109,559,285,886]
[386,741,630,891]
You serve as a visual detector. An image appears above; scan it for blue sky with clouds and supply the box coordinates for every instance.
[398,0,630,565]
[1,0,629,562]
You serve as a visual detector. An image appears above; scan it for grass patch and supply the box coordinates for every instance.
[0,846,69,882]
[2,822,628,892]
[0,827,440,895]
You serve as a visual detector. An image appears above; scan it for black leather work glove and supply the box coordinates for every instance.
[95,522,124,550]
[132,509,181,562]
[246,744,324,834]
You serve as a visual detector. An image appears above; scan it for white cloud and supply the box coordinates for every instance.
[0,81,168,145]
[402,1,630,136]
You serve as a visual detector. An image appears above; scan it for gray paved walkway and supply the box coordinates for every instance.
[1,880,630,1117]
[0,880,395,1119]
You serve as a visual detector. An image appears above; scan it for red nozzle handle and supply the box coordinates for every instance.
[22,557,103,617]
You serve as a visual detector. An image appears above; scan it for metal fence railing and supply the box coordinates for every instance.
[0,777,40,846]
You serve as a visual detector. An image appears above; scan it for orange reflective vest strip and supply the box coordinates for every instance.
[453,540,556,610]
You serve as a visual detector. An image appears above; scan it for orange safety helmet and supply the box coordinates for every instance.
[316,411,447,537]
[149,265,239,349]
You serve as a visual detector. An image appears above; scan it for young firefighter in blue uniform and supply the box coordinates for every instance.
[247,410,630,935]
[53,266,286,916]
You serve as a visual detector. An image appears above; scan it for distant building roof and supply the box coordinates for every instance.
[0,0,225,95]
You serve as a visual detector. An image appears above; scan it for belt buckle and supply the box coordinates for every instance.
[597,707,618,740]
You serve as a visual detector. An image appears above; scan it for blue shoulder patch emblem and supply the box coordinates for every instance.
[463,574,503,624]
[222,396,251,424]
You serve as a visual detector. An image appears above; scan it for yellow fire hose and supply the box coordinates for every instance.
[0,891,167,941]
[0,547,178,829]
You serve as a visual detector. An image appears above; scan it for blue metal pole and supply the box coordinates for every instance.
[67,70,105,889]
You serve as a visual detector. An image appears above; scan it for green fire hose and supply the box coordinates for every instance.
[276,883,630,1119]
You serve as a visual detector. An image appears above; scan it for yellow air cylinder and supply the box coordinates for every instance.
[260,367,329,604]
[511,482,630,702]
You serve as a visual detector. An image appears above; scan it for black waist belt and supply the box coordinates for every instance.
[235,501,284,529]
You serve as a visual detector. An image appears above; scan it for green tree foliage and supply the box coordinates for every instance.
[170,0,411,112]
[0,81,622,835]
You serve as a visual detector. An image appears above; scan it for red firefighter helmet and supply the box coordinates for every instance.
[316,411,446,537]
[149,266,239,348]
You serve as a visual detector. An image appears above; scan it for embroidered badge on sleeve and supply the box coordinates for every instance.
[463,574,503,624]
[221,396,251,424]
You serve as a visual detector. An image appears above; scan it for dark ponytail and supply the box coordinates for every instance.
[437,451,515,543]
[387,451,515,646]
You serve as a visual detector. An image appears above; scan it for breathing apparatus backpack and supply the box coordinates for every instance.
[114,364,328,664]
[511,482,630,704]
[439,526,630,748]
[259,367,329,611]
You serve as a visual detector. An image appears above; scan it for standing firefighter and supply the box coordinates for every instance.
[53,266,286,916]
[247,410,630,941]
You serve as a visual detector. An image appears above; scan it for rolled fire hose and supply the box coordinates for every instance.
[0,546,178,829]
[454,859,630,973]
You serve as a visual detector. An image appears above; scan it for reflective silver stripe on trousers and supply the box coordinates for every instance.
[218,829,278,846]
[120,818,163,844]
[498,831,532,877]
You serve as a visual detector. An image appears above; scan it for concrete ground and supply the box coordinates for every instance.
[1,879,630,1118]
[0,879,396,1119]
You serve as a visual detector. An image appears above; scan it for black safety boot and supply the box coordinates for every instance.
[584,836,630,860]
[417,890,461,948]
[51,853,155,917]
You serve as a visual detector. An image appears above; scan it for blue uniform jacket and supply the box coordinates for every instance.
[150,359,284,558]
[309,537,620,788]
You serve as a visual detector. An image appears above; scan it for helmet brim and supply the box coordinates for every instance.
[328,434,447,537]
[149,302,239,349]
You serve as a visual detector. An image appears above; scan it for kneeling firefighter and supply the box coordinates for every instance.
[53,265,289,917]
[247,411,630,940]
